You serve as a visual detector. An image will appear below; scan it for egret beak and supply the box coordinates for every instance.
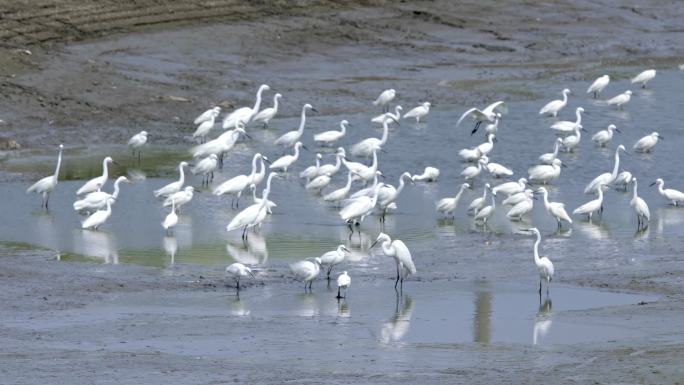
[391,117,400,126]
[533,196,538,200]
[615,128,622,133]
[302,145,309,151]
[112,161,121,166]
[264,157,272,164]
[193,187,203,192]
[244,133,254,140]
[378,173,386,179]
[561,163,568,168]
[649,181,656,187]
[248,270,256,279]
[493,137,499,143]
[380,148,388,154]
[311,108,319,113]
[659,135,665,140]
[370,239,379,248]
[581,127,589,133]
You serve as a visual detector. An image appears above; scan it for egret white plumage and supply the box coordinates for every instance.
[77,156,115,195]
[526,228,555,296]
[194,106,220,125]
[481,155,513,178]
[631,69,656,88]
[163,186,196,209]
[306,173,331,192]
[191,124,246,162]
[351,116,395,159]
[573,184,605,220]
[351,148,380,184]
[191,154,218,185]
[606,90,632,109]
[528,159,564,184]
[248,184,276,214]
[269,141,305,173]
[587,75,610,98]
[539,88,571,117]
[377,172,413,221]
[324,171,355,206]
[371,105,402,124]
[222,84,270,129]
[214,153,266,207]
[274,103,316,149]
[584,145,625,193]
[336,271,351,299]
[460,158,486,181]
[614,171,633,191]
[502,189,532,206]
[314,120,348,146]
[650,178,684,206]
[550,107,584,134]
[474,195,496,224]
[320,245,350,280]
[299,153,322,181]
[290,257,322,290]
[340,183,384,227]
[252,93,281,128]
[74,176,129,212]
[371,232,417,289]
[492,178,527,196]
[468,183,490,214]
[477,134,495,156]
[373,89,396,112]
[154,161,188,198]
[457,101,507,135]
[403,102,430,123]
[562,124,587,152]
[436,183,470,218]
[591,124,620,147]
[162,198,178,235]
[539,138,563,164]
[26,144,63,208]
[411,166,439,182]
[630,178,650,230]
[458,147,482,162]
[317,148,344,177]
[127,131,148,163]
[192,109,219,142]
[536,187,572,229]
[633,132,662,153]
[506,194,534,221]
[483,113,501,136]
[350,171,383,199]
[226,262,255,292]
[81,197,115,230]
[226,172,279,239]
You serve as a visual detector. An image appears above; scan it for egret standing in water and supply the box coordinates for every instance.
[162,198,178,235]
[606,90,632,109]
[324,170,355,206]
[403,102,431,123]
[525,228,555,297]
[371,232,417,290]
[154,161,188,198]
[591,124,620,147]
[127,131,148,164]
[290,257,322,291]
[539,138,563,165]
[573,184,605,220]
[252,93,281,128]
[270,141,306,174]
[226,173,280,240]
[163,186,196,210]
[314,120,349,146]
[73,176,129,212]
[320,245,350,280]
[585,145,625,193]
[225,262,255,293]
[194,106,220,125]
[336,271,351,299]
[587,75,610,98]
[633,132,662,153]
[192,154,218,185]
[630,178,650,230]
[411,167,440,182]
[536,187,572,229]
[81,197,115,230]
[631,69,656,88]
[213,153,266,208]
[539,88,571,117]
[650,178,684,206]
[26,144,63,209]
[222,84,270,129]
[373,89,396,112]
[77,156,116,195]
[192,109,219,142]
[457,101,507,134]
[274,103,316,149]
[436,183,470,219]
[550,107,584,134]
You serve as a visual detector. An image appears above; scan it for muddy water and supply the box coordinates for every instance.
[1,69,683,347]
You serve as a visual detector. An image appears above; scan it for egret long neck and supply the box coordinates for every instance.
[562,91,568,104]
[333,154,342,172]
[381,241,395,257]
[394,106,401,119]
[105,200,112,215]
[575,109,582,125]
[610,149,620,180]
[171,198,176,213]
[272,95,279,112]
[542,190,550,208]
[252,87,265,114]
[292,146,301,161]
[454,185,467,200]
[379,120,390,145]
[297,106,307,135]
[112,179,122,199]
[395,176,407,195]
[249,156,259,178]
[632,180,638,200]
[340,122,346,135]
[481,187,488,199]
[553,141,560,157]
[178,163,185,185]
[53,148,63,179]
[533,232,541,266]
[344,172,353,189]
[370,151,378,171]
[101,158,109,180]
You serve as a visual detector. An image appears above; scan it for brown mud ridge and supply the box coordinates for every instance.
[0,0,683,151]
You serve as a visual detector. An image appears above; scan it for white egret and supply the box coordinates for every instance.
[314,120,348,146]
[192,109,219,142]
[248,184,276,214]
[403,102,430,123]
[194,106,220,125]
[320,245,350,280]
[573,184,605,220]
[252,93,282,128]
[373,89,396,112]
[317,148,344,177]
[492,178,527,196]
[411,166,439,182]
[562,124,587,152]
[457,101,507,135]
[336,271,351,299]
[468,183,490,214]
[591,124,620,147]
[351,116,395,159]
[481,155,513,178]
[528,159,563,184]
[631,69,656,88]
[350,171,383,199]
[352,148,380,184]
[340,183,384,227]
[191,154,218,185]
[76,156,115,195]
[226,172,279,239]
[274,103,316,149]
[614,171,633,191]
[436,183,470,218]
[526,228,555,296]
[340,148,368,174]
[587,75,610,98]
[214,153,266,208]
[474,195,496,224]
[483,113,501,136]
[630,178,650,229]
[154,161,188,198]
[550,107,584,134]
[506,194,534,221]
[225,262,255,292]
[477,134,496,156]
[503,189,533,206]
[371,232,417,289]
[458,147,482,162]
[461,158,486,181]
[584,145,625,193]
[539,88,571,117]
[371,105,402,124]
[74,176,129,212]
[377,172,414,221]
[606,90,632,109]
[650,178,684,206]
[26,144,63,208]
[306,173,331,192]
[163,186,196,209]
[270,141,305,173]
[324,171,355,206]
[222,84,270,129]
[290,257,322,290]
[536,187,572,229]
[162,198,178,235]
[127,131,148,163]
[249,173,279,231]
[191,124,246,162]
[633,132,662,153]
[81,197,115,230]
[299,153,322,181]
[250,154,270,187]
[539,138,563,164]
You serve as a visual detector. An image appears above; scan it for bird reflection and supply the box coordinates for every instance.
[163,236,177,266]
[228,297,250,317]
[337,300,350,318]
[126,168,147,181]
[33,209,59,250]
[294,293,319,317]
[575,220,610,240]
[533,297,553,345]
[226,233,268,265]
[380,293,414,344]
[472,285,492,344]
[73,230,119,264]
[655,207,684,235]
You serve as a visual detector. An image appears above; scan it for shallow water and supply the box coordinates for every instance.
[1,68,683,346]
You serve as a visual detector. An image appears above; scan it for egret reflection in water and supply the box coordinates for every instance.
[533,297,553,345]
[380,293,414,344]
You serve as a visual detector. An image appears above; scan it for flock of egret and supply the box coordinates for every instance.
[26,67,682,297]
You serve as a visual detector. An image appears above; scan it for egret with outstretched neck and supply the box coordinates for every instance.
[274,104,316,149]
[436,183,470,219]
[526,228,555,296]
[252,93,281,128]
[154,161,188,198]
[537,187,572,229]
[27,144,63,209]
[77,156,116,195]
[539,88,570,117]
[630,178,650,230]
[222,84,270,129]
[371,232,417,290]
[584,145,625,193]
